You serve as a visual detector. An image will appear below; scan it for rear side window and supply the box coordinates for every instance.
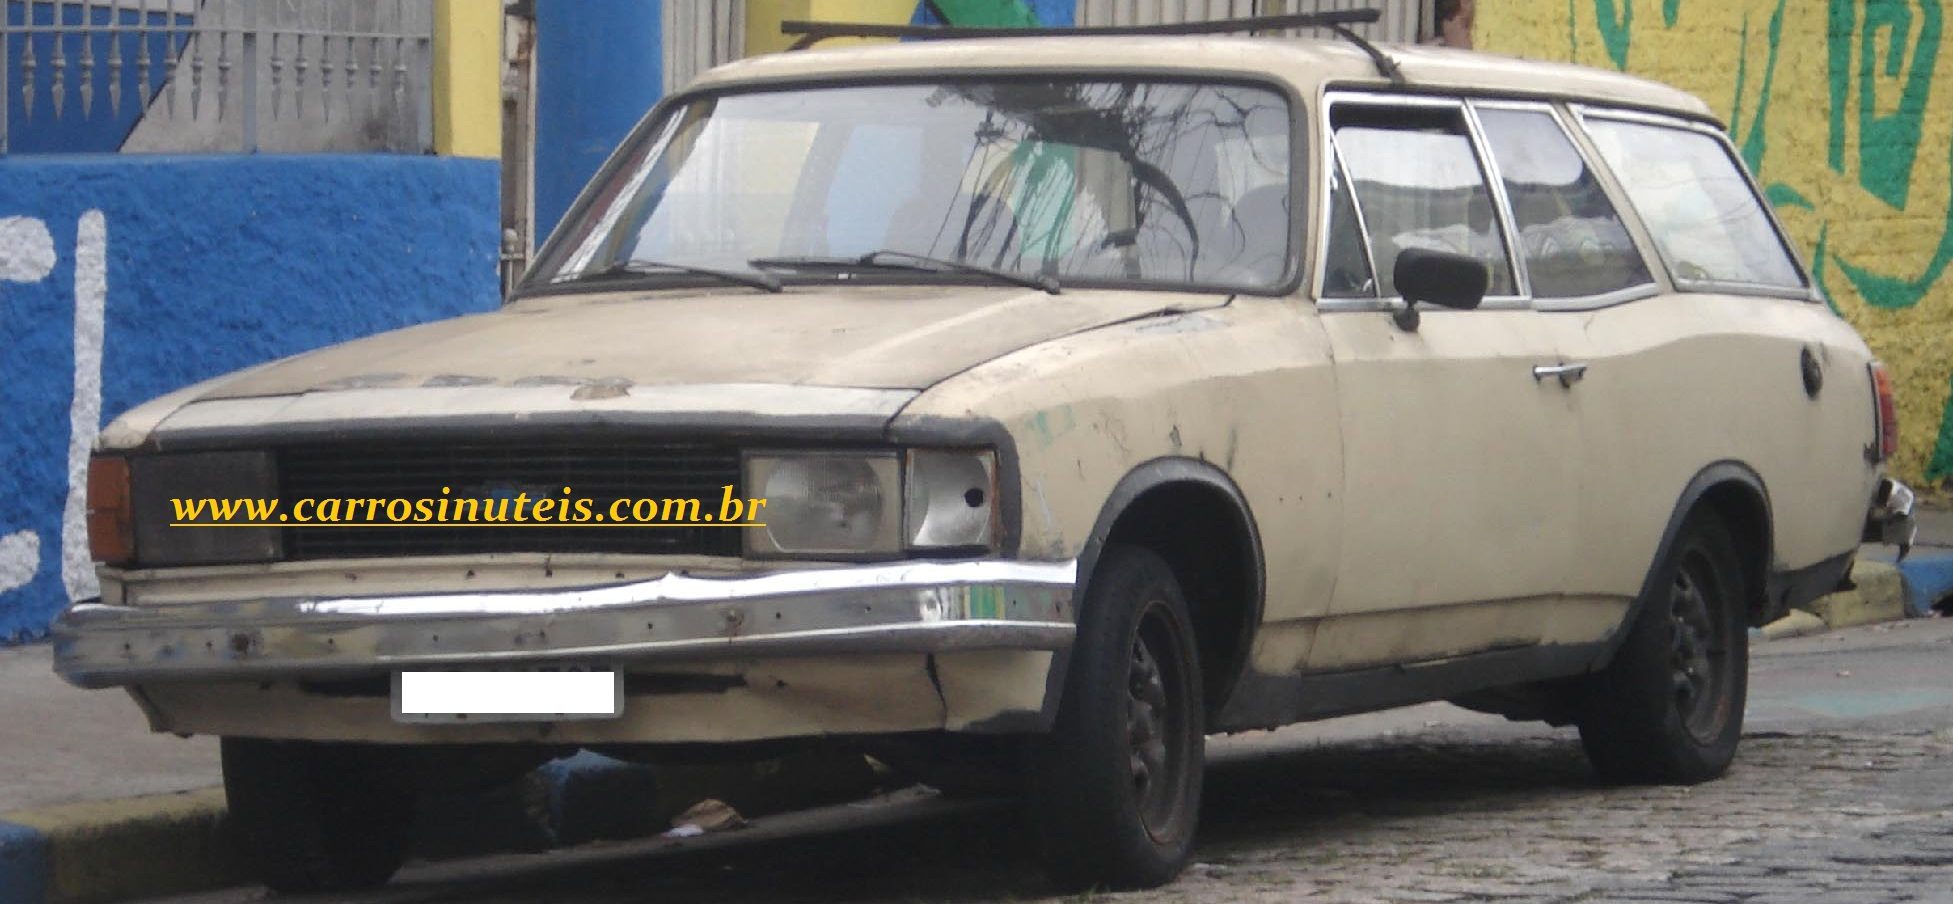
[1475,107,1652,299]
[1581,117,1804,290]
[1332,103,1517,298]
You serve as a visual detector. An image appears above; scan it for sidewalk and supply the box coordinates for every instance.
[0,646,217,813]
[1918,504,1953,546]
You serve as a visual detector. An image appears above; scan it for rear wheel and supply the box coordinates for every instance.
[1028,546,1204,891]
[222,738,416,894]
[1577,512,1749,784]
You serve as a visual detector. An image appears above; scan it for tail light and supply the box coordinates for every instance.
[1870,362,1899,463]
[86,455,134,565]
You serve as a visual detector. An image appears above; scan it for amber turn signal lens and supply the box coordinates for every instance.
[87,456,134,565]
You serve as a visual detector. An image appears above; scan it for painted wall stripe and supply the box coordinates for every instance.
[61,212,105,606]
[433,0,504,159]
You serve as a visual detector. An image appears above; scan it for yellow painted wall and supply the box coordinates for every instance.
[433,0,502,158]
[1478,1,1953,497]
[746,0,926,55]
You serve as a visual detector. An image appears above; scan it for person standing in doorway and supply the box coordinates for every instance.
[1429,0,1476,49]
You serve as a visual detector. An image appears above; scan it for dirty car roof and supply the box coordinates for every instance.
[688,36,1714,120]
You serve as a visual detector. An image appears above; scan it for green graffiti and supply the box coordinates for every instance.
[925,0,1040,27]
[1728,0,1935,310]
[1728,0,1788,174]
[1931,377,1953,481]
[1766,183,1814,211]
[1568,0,1581,56]
[1811,223,1842,314]
[1588,1,1685,72]
[1829,0,1856,172]
[1826,0,1942,205]
[1596,0,1635,69]
[1826,0,1952,309]
[1834,203,1953,309]
[1860,0,1940,209]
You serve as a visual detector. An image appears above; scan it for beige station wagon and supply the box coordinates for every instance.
[55,12,1919,894]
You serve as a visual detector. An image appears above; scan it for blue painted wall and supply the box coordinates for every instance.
[0,155,500,641]
[532,0,664,241]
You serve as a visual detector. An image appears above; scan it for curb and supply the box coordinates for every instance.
[0,749,879,904]
[1804,560,1909,630]
[1761,557,1918,641]
[0,790,235,904]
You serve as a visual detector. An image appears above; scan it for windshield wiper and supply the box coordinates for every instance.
[751,249,1061,295]
[562,259,782,293]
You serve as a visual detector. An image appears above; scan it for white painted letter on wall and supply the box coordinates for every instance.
[0,216,58,596]
[64,212,107,603]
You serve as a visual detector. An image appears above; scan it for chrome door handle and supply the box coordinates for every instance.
[1532,363,1588,387]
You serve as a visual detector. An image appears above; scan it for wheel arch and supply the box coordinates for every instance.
[1074,457,1265,712]
[1597,460,1775,668]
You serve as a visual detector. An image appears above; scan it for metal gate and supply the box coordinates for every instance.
[1075,0,1429,42]
[663,1,741,94]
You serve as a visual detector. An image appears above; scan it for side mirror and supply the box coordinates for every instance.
[1391,248,1489,331]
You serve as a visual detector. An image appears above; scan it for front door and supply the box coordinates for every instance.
[1309,94,1579,671]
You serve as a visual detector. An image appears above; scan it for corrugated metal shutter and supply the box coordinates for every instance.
[1077,0,1429,44]
[1079,0,1256,25]
[664,1,745,92]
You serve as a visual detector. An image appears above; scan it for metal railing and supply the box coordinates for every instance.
[2,0,433,155]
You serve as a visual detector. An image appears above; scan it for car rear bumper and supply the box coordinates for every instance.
[52,560,1077,689]
[1864,477,1918,557]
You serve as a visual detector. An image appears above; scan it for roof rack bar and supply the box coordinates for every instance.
[782,9,1384,51]
[779,10,1406,84]
[1327,23,1406,85]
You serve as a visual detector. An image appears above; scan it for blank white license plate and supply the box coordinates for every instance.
[392,670,622,723]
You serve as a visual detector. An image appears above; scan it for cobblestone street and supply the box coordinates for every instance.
[158,621,1953,904]
[1168,729,1953,904]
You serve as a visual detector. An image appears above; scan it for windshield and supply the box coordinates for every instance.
[530,78,1295,293]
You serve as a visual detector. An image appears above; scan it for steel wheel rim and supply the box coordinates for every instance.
[1668,548,1730,743]
[1126,598,1192,841]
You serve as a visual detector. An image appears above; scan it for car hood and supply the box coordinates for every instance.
[198,285,1228,400]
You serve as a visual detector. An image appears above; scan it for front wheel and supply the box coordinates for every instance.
[1577,511,1749,784]
[222,738,417,894]
[1028,545,1204,891]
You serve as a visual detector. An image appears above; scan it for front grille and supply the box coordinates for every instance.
[276,440,744,560]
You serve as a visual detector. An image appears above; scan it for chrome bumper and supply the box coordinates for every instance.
[52,560,1077,689]
[1865,477,1919,559]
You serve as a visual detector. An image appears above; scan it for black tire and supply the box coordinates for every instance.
[222,737,417,894]
[1028,545,1204,891]
[1577,511,1749,784]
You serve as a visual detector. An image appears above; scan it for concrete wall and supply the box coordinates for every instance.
[0,154,498,641]
[1474,0,1953,498]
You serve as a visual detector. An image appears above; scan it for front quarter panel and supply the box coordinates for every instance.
[893,297,1343,674]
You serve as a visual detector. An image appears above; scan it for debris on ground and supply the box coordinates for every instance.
[662,798,746,838]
